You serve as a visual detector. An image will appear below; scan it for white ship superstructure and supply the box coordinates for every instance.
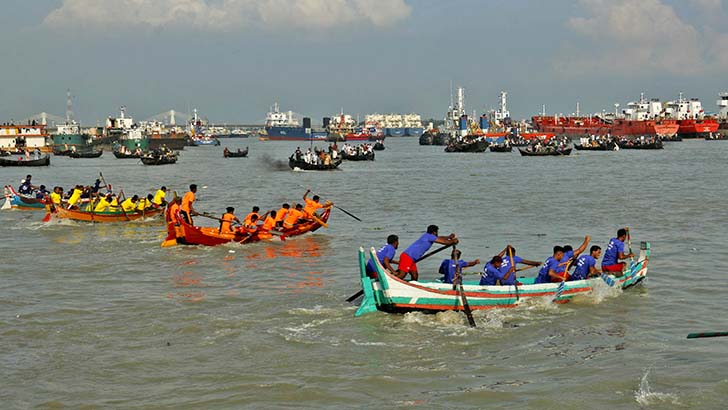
[664,93,705,120]
[717,92,728,120]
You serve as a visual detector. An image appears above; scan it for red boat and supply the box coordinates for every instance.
[532,116,678,137]
[664,94,719,138]
[164,208,331,247]
[675,118,719,138]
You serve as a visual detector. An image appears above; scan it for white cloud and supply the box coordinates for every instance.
[42,0,412,31]
[559,0,728,76]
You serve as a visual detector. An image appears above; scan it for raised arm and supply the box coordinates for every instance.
[434,233,459,246]
[303,189,310,201]
[573,236,591,258]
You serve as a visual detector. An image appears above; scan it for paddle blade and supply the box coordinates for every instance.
[42,212,52,223]
[1,198,11,210]
[161,239,177,248]
[279,234,286,241]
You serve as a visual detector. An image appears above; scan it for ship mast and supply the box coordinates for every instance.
[65,89,74,123]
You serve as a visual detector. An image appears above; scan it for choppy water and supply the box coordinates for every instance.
[2,139,727,409]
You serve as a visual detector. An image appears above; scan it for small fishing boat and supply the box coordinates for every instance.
[141,154,178,165]
[223,147,249,158]
[617,141,663,150]
[419,134,433,145]
[444,139,489,153]
[190,137,220,146]
[488,144,513,153]
[2,185,47,210]
[288,156,342,171]
[69,150,103,158]
[373,142,385,151]
[355,242,650,317]
[341,151,375,161]
[113,150,143,159]
[167,208,330,246]
[518,148,572,156]
[50,206,163,223]
[574,142,618,151]
[0,154,51,167]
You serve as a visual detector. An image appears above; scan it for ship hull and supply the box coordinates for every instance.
[676,119,719,138]
[405,127,424,137]
[532,116,679,137]
[265,126,326,141]
[385,127,405,137]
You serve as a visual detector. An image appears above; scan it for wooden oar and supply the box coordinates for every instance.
[687,331,728,339]
[626,227,634,262]
[453,246,476,327]
[552,258,573,302]
[508,246,520,301]
[346,242,455,303]
[300,186,362,222]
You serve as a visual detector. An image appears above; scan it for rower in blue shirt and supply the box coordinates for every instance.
[602,228,634,274]
[498,245,541,276]
[559,236,591,276]
[571,246,602,281]
[480,255,518,286]
[438,249,480,284]
[366,235,399,279]
[399,225,458,281]
[535,246,568,284]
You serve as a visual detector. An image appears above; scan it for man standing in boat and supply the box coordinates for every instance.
[366,235,399,279]
[601,228,634,275]
[398,225,458,281]
[180,184,199,225]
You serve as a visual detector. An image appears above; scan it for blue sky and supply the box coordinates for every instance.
[1,0,727,124]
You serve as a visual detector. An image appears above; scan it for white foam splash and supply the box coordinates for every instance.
[634,370,680,407]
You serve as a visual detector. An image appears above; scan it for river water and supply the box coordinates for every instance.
[2,138,727,409]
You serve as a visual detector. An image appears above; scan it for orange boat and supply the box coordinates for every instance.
[164,208,331,247]
[50,206,164,222]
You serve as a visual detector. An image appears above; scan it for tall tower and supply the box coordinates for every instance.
[65,89,74,123]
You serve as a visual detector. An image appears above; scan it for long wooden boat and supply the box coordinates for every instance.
[69,150,103,158]
[0,154,50,167]
[488,144,513,153]
[141,155,177,165]
[617,141,663,150]
[288,156,342,170]
[341,151,375,161]
[355,242,650,317]
[167,208,331,246]
[518,148,572,156]
[444,139,489,153]
[50,206,163,222]
[3,185,47,210]
[574,143,617,151]
[113,150,143,159]
[223,147,249,158]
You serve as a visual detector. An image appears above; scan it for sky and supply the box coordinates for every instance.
[1,0,727,124]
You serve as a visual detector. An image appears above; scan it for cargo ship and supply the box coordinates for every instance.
[0,121,50,152]
[403,113,424,137]
[532,94,678,137]
[263,102,326,141]
[106,106,149,152]
[52,121,92,153]
[717,92,728,138]
[664,93,719,138]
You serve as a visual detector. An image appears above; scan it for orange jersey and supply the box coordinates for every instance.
[167,202,181,223]
[181,191,195,213]
[283,208,304,227]
[262,215,276,231]
[275,207,288,223]
[220,212,236,234]
[303,198,323,216]
[243,212,259,226]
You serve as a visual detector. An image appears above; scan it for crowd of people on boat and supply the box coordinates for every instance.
[524,136,571,153]
[366,227,634,285]
[116,145,144,156]
[578,135,619,150]
[617,135,662,147]
[292,147,335,165]
[168,186,332,240]
[340,143,374,157]
[144,145,177,160]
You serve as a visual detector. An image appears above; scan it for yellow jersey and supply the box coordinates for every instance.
[152,189,166,206]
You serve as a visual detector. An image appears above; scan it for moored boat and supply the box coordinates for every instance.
[0,154,51,167]
[354,242,650,317]
[168,208,330,247]
[50,206,163,223]
[69,150,103,158]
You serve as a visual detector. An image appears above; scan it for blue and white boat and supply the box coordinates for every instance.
[264,103,326,141]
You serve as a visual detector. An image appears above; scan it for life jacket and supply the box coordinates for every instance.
[220,212,235,233]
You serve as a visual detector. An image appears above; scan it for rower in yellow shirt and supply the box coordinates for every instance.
[152,186,167,208]
[137,194,153,211]
[49,186,62,206]
[94,194,113,212]
[109,195,119,212]
[67,185,84,209]
[121,195,139,212]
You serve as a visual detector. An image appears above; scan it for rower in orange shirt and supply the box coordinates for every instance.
[219,207,241,234]
[243,206,260,226]
[275,203,290,228]
[283,203,305,228]
[180,184,198,224]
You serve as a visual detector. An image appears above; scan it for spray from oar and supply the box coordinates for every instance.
[258,154,289,171]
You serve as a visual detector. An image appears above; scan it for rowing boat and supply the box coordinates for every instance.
[518,147,572,156]
[2,185,47,210]
[354,242,650,317]
[141,155,177,165]
[50,206,164,222]
[341,151,375,161]
[167,208,331,246]
[0,154,50,167]
[488,144,513,152]
[69,150,103,158]
[288,156,342,170]
[223,147,249,158]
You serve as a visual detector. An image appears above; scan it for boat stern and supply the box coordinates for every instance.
[355,247,379,317]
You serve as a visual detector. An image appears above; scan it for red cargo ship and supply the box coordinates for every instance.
[664,94,719,138]
[531,116,678,137]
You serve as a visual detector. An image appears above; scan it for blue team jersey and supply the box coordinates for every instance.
[572,255,596,280]
[18,183,32,195]
[536,257,560,284]
[403,233,437,260]
[500,255,523,275]
[602,238,625,266]
[439,259,468,284]
[480,262,503,286]
[366,244,397,274]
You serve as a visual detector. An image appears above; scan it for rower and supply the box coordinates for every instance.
[50,186,63,207]
[275,203,290,228]
[282,203,305,229]
[137,194,153,211]
[497,245,541,274]
[167,196,182,224]
[398,225,458,281]
[180,184,198,224]
[439,249,479,284]
[219,207,241,234]
[480,255,517,286]
[243,206,260,226]
[366,235,399,279]
[571,246,602,281]
[94,194,113,212]
[109,194,119,212]
[67,185,84,209]
[18,175,35,195]
[262,210,277,231]
[535,246,568,283]
[121,195,139,212]
[241,214,259,235]
[601,228,634,275]
[560,236,591,274]
[35,185,49,199]
[303,190,331,219]
[152,186,167,208]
